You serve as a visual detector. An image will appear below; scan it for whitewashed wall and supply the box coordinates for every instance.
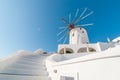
[46,46,120,80]
[97,42,115,51]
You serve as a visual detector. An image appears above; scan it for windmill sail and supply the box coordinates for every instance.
[76,23,93,27]
[73,8,88,24]
[72,9,79,22]
[58,32,68,42]
[57,27,68,36]
[57,8,94,44]
[80,11,94,20]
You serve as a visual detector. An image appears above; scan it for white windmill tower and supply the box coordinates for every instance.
[69,27,89,44]
[57,8,94,45]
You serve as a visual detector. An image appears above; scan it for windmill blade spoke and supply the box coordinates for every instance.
[76,23,93,27]
[57,27,68,36]
[58,32,67,42]
[73,8,87,24]
[72,9,79,23]
[80,11,94,20]
[63,36,67,44]
[79,8,87,18]
[61,18,69,25]
[73,18,80,24]
[59,26,68,29]
[69,13,71,23]
[75,9,79,18]
[63,31,69,44]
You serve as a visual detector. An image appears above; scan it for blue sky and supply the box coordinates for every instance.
[0,0,120,58]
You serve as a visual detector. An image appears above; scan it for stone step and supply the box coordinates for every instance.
[8,62,46,70]
[21,56,47,59]
[3,65,46,70]
[0,68,48,76]
[0,52,50,80]
[0,68,48,75]
[0,74,50,80]
[15,59,45,65]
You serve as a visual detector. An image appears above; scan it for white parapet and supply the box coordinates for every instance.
[46,46,120,80]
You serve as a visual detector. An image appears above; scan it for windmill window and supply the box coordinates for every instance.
[59,48,74,54]
[72,33,74,36]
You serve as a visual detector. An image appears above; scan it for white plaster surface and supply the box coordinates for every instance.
[0,50,50,80]
[69,27,89,44]
[46,45,120,80]
[112,36,120,42]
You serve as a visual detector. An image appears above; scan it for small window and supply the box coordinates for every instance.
[61,76,74,80]
[86,42,89,44]
[59,48,74,54]
[80,28,82,30]
[72,33,74,36]
[89,48,96,52]
[82,31,84,33]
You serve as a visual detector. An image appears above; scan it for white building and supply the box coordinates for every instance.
[58,27,114,54]
[112,37,120,44]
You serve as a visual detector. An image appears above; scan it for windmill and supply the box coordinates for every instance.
[57,8,94,44]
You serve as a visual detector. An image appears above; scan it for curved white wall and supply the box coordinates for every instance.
[46,46,120,80]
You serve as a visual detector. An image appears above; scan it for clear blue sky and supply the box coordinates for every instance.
[0,0,120,58]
